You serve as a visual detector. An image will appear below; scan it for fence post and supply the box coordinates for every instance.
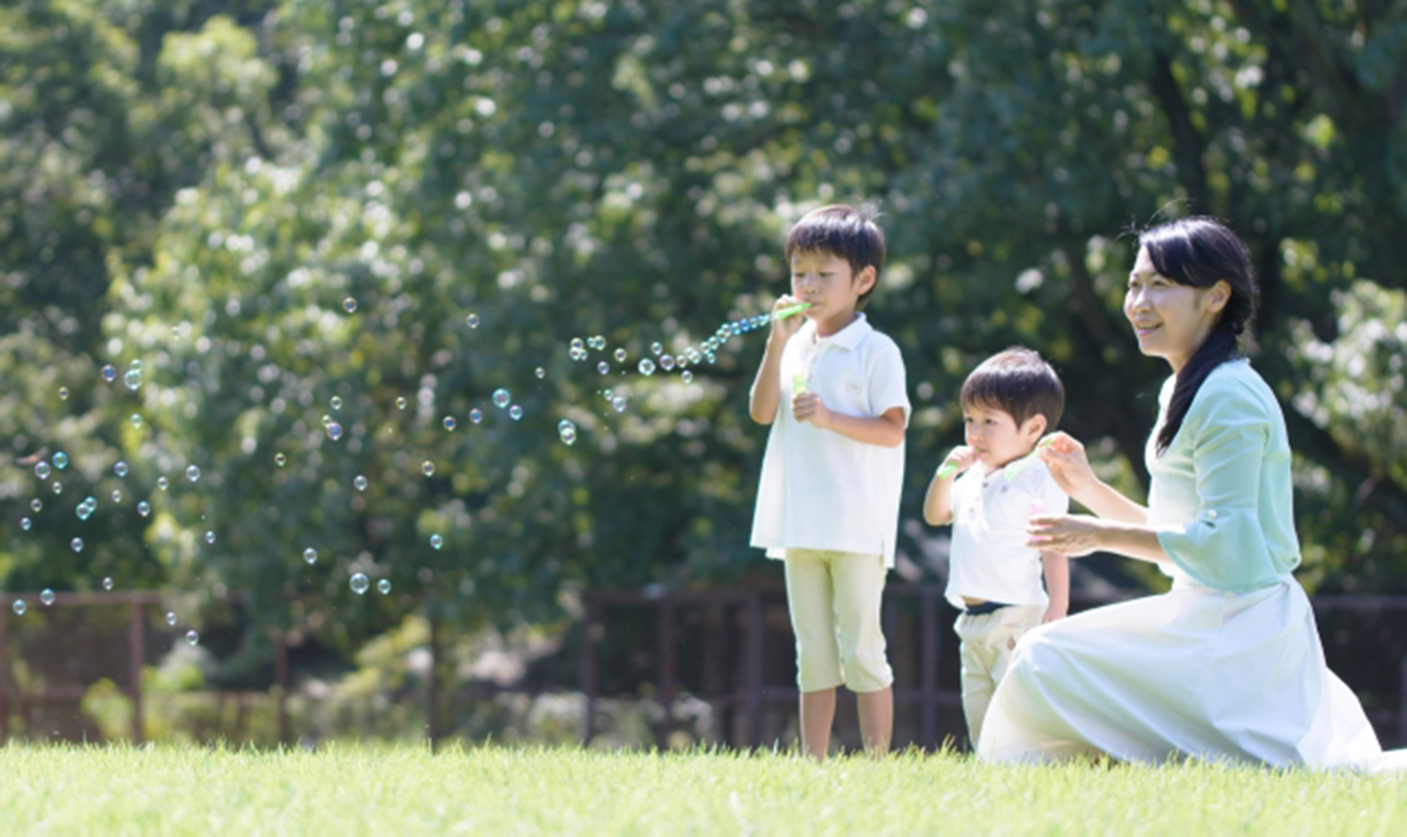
[744,590,765,748]
[581,596,598,746]
[656,598,677,748]
[1399,656,1407,748]
[426,614,441,751]
[274,631,290,745]
[129,596,145,744]
[0,603,9,744]
[920,586,940,749]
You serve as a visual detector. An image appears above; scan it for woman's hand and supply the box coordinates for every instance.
[1038,432,1099,499]
[1027,514,1106,557]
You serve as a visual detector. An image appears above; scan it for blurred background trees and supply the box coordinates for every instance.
[3,0,1405,689]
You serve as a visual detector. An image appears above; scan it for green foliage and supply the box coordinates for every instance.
[4,0,1407,682]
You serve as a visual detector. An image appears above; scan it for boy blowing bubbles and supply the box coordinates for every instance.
[749,205,909,760]
[923,348,1070,747]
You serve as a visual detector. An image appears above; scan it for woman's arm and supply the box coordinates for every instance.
[1028,515,1168,563]
[1038,433,1148,524]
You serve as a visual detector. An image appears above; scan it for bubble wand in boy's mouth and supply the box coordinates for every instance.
[773,302,812,321]
[935,435,1058,481]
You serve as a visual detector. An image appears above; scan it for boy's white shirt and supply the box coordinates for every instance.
[945,457,1069,609]
[750,313,910,568]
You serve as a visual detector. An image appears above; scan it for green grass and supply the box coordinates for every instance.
[1,744,1404,835]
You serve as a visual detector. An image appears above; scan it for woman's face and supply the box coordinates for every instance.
[1124,245,1228,372]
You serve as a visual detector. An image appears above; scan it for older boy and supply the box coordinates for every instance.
[750,205,910,760]
[923,347,1070,747]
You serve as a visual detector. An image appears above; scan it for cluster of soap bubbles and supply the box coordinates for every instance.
[99,359,144,391]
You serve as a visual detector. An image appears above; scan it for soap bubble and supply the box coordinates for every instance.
[204,530,216,544]
[326,422,344,441]
[20,517,31,531]
[430,534,443,549]
[509,404,523,421]
[535,367,546,379]
[131,413,143,428]
[422,461,435,477]
[682,371,694,384]
[651,342,663,356]
[330,396,343,410]
[492,388,511,408]
[592,335,607,350]
[111,489,122,503]
[34,462,51,479]
[443,416,456,431]
[41,589,55,606]
[303,548,318,565]
[129,359,143,372]
[102,577,113,591]
[52,482,62,495]
[597,361,610,375]
[569,346,587,361]
[12,600,25,616]
[114,461,129,478]
[185,630,200,646]
[343,297,357,313]
[137,501,151,517]
[53,452,68,470]
[602,388,613,400]
[660,355,676,372]
[101,364,117,382]
[59,387,69,400]
[613,348,627,363]
[275,453,287,467]
[350,573,370,595]
[70,537,84,553]
[30,499,41,512]
[570,337,585,352]
[377,579,392,595]
[157,476,169,491]
[466,313,480,328]
[675,354,688,369]
[469,408,483,424]
[76,499,94,521]
[686,348,701,364]
[558,419,577,445]
[354,475,368,491]
[638,358,656,376]
[186,465,201,482]
[612,395,628,413]
[396,396,408,410]
[165,611,177,627]
[123,369,142,390]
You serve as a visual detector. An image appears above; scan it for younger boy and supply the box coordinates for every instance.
[923,347,1069,747]
[749,205,909,760]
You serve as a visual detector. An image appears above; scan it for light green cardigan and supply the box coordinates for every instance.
[1147,359,1301,592]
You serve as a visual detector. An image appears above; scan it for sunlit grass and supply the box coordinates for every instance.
[1,743,1403,835]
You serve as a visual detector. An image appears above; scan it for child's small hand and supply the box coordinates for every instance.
[937,446,979,479]
[791,391,833,429]
[1042,605,1067,624]
[769,295,805,344]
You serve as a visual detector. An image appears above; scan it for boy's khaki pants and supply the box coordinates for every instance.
[955,604,1045,746]
[783,549,893,694]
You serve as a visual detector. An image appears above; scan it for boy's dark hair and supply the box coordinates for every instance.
[784,204,887,309]
[960,347,1065,431]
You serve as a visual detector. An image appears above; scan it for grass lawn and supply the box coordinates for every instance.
[1,743,1404,835]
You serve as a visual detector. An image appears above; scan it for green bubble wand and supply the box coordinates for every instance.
[935,435,1059,481]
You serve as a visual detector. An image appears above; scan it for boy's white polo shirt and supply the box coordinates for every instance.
[946,458,1069,609]
[751,313,910,568]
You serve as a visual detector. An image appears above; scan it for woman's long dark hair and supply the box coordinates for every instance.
[1139,217,1259,454]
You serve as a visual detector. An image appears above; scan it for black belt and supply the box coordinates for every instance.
[963,600,1011,616]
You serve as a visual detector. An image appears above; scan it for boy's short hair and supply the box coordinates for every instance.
[960,347,1064,430]
[784,205,886,310]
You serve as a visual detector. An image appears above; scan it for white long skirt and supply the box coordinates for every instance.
[977,575,1389,769]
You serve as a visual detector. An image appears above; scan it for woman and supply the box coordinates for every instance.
[977,217,1396,769]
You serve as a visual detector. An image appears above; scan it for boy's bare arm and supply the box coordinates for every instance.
[1041,550,1069,622]
[793,399,905,447]
[923,446,977,525]
[749,297,803,425]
